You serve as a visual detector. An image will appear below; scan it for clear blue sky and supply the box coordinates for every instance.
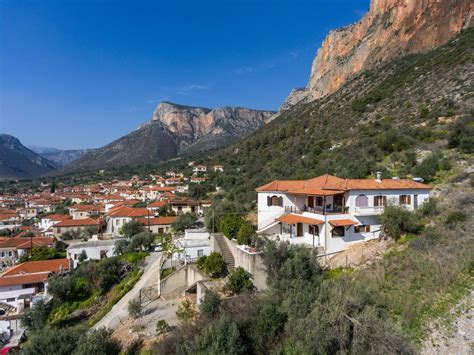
[0,0,369,149]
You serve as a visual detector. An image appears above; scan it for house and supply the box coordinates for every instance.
[136,216,177,234]
[190,177,207,184]
[146,200,168,215]
[106,206,149,235]
[67,239,117,268]
[165,177,181,186]
[51,218,102,237]
[0,258,69,313]
[68,204,104,220]
[0,237,56,266]
[256,173,431,254]
[213,165,224,172]
[192,165,207,174]
[176,229,211,262]
[170,199,211,216]
[39,214,71,234]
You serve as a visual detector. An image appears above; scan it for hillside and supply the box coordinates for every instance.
[208,28,473,205]
[61,102,275,173]
[0,134,57,180]
[28,146,89,167]
[282,0,473,107]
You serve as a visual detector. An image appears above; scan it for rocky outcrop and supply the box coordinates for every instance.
[282,0,473,109]
[62,102,275,172]
[28,146,89,167]
[0,134,57,179]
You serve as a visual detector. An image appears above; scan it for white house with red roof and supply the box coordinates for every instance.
[39,214,71,234]
[0,258,69,312]
[256,173,431,254]
[106,206,149,235]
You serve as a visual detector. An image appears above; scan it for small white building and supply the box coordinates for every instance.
[176,229,211,262]
[192,165,207,174]
[66,239,117,268]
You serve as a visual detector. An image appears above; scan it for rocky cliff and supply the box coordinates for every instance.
[282,0,473,108]
[62,102,275,172]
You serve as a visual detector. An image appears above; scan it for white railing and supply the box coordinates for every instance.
[353,206,385,215]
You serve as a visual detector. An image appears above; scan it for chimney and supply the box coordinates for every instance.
[376,171,382,182]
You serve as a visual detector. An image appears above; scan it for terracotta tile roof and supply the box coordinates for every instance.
[69,204,104,212]
[107,206,149,218]
[256,174,431,193]
[0,272,50,287]
[0,237,55,249]
[43,214,72,221]
[148,200,168,208]
[277,214,324,225]
[329,219,358,227]
[54,218,100,227]
[136,216,177,226]
[2,258,69,276]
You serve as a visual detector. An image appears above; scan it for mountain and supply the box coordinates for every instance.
[62,102,275,172]
[28,146,89,167]
[281,0,473,109]
[0,134,57,179]
[209,26,473,204]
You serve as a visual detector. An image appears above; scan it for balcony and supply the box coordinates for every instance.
[353,206,385,216]
[284,205,346,215]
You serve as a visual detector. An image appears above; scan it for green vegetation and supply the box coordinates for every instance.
[172,212,198,231]
[176,299,197,324]
[120,220,144,238]
[379,205,424,239]
[197,252,226,277]
[199,290,221,319]
[128,298,141,318]
[19,246,66,262]
[226,267,253,295]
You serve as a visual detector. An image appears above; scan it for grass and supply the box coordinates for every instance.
[161,267,175,279]
[87,268,143,327]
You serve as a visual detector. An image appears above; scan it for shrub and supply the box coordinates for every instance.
[172,213,198,232]
[74,328,122,355]
[120,220,144,238]
[418,197,439,217]
[236,222,255,246]
[202,252,226,277]
[156,319,170,335]
[129,231,155,251]
[219,214,245,240]
[199,290,221,318]
[444,210,467,226]
[176,299,197,324]
[98,257,123,290]
[78,250,87,262]
[226,267,253,295]
[128,299,141,318]
[21,326,83,355]
[196,255,207,270]
[379,205,423,239]
[21,299,51,331]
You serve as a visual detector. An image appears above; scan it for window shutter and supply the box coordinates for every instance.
[278,197,283,207]
[383,196,387,206]
[267,196,271,206]
[407,195,411,204]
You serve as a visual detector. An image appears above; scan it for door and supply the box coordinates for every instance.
[414,195,418,210]
[333,195,343,212]
[308,196,314,208]
[297,223,303,237]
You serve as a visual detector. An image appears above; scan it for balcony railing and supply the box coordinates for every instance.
[284,205,346,215]
[353,206,385,215]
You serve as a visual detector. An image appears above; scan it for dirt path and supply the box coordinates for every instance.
[328,238,391,268]
[421,291,473,355]
[94,251,163,330]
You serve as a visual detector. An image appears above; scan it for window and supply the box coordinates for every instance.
[267,195,283,207]
[308,225,319,235]
[316,197,324,207]
[355,225,370,233]
[355,194,368,207]
[197,249,204,257]
[6,298,15,302]
[399,195,411,205]
[332,226,345,237]
[374,195,387,207]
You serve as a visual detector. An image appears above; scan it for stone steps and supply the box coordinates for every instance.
[214,234,235,272]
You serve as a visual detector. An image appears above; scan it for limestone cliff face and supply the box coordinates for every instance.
[284,0,473,107]
[63,102,275,172]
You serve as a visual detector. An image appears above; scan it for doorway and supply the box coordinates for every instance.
[297,223,303,237]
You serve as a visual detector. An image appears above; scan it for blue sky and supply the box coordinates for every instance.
[0,0,369,149]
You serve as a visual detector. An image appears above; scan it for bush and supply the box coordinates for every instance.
[226,267,253,295]
[78,250,88,262]
[199,290,221,318]
[379,205,423,239]
[21,326,83,355]
[201,252,226,277]
[21,299,51,331]
[98,257,123,290]
[236,222,255,246]
[120,220,144,238]
[176,299,197,324]
[74,328,122,355]
[156,319,170,335]
[129,231,155,251]
[418,197,439,217]
[219,214,245,240]
[172,213,198,232]
[444,210,467,226]
[128,299,141,318]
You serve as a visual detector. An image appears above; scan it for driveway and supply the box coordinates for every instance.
[94,251,163,330]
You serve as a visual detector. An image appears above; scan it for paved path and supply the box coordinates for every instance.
[94,251,163,330]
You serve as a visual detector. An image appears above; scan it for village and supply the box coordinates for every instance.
[0,158,435,349]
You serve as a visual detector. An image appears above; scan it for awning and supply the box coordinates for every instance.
[277,214,324,225]
[329,219,357,227]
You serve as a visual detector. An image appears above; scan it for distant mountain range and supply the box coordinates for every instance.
[0,134,57,180]
[28,146,89,167]
[60,102,275,173]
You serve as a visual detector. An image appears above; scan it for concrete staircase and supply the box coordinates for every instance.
[214,233,235,272]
